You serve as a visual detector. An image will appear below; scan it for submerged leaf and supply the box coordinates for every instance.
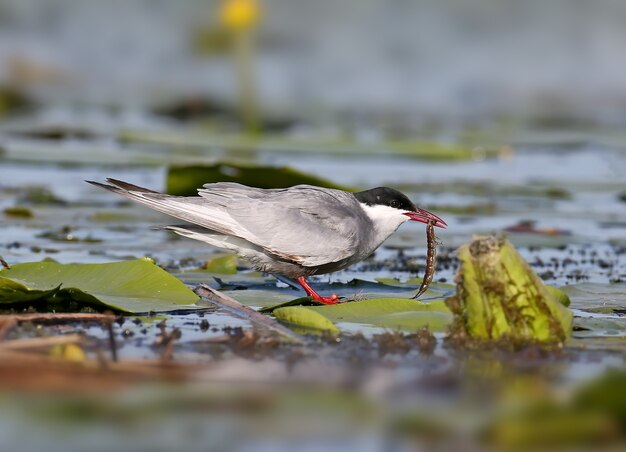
[0,258,200,313]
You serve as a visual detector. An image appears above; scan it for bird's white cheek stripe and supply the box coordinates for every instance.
[359,203,410,237]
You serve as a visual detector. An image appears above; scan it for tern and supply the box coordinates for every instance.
[88,179,446,304]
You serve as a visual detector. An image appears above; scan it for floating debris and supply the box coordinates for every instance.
[504,220,571,236]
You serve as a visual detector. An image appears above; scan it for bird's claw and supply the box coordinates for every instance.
[312,293,340,305]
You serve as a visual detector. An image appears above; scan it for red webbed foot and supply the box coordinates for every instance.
[309,292,340,305]
[296,276,342,305]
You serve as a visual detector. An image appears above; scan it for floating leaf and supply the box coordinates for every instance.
[203,254,238,274]
[18,186,67,205]
[270,297,452,333]
[274,306,340,335]
[3,206,34,218]
[0,258,200,313]
[561,283,626,313]
[220,289,295,309]
[308,298,452,332]
[166,163,350,196]
[257,277,454,314]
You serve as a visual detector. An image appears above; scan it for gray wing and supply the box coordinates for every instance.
[88,180,366,267]
[198,184,367,267]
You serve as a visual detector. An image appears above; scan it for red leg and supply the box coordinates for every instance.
[296,276,340,305]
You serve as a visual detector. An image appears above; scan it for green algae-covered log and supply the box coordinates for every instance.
[447,236,572,343]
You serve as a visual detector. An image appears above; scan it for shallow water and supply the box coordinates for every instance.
[1,116,625,452]
[1,127,624,332]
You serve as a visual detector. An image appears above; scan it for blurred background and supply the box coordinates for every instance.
[0,1,625,451]
[2,0,626,128]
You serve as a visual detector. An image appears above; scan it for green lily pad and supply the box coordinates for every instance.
[308,298,453,332]
[0,276,59,304]
[0,258,200,313]
[270,297,453,334]
[167,163,350,196]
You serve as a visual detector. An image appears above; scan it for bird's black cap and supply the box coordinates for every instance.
[354,187,417,212]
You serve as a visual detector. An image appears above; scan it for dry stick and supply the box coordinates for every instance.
[0,333,84,351]
[9,313,118,362]
[194,284,304,343]
[12,313,116,323]
[0,317,18,340]
[0,350,196,389]
[0,255,10,269]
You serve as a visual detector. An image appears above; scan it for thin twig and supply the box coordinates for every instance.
[194,284,304,343]
[105,319,118,362]
[0,255,10,269]
[159,329,179,362]
[154,320,179,362]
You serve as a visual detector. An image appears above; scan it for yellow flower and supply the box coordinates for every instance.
[220,0,260,30]
[51,343,86,362]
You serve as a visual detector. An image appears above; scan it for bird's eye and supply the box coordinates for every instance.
[390,200,399,208]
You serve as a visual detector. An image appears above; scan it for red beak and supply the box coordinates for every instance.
[403,209,447,229]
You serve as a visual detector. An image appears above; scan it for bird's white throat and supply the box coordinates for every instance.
[359,203,410,243]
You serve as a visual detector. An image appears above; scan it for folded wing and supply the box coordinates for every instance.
[88,180,365,267]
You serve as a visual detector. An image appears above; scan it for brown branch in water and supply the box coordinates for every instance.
[194,284,304,343]
[12,313,117,323]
